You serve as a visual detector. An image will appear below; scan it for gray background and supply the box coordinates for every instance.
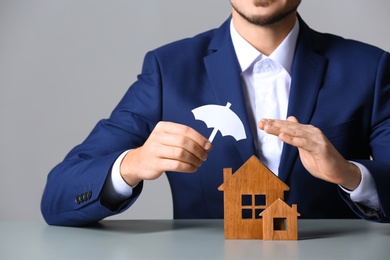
[1,0,389,221]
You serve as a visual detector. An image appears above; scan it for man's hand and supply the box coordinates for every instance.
[120,121,212,186]
[258,116,361,190]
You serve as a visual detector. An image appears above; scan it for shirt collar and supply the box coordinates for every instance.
[230,18,300,75]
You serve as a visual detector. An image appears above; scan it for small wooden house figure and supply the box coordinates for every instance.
[217,156,290,239]
[260,198,300,240]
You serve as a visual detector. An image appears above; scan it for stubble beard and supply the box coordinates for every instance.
[231,2,300,27]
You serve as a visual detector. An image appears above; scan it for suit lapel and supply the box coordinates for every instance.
[278,18,328,182]
[203,19,256,162]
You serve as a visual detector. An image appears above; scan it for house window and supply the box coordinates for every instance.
[273,218,287,230]
[241,194,266,219]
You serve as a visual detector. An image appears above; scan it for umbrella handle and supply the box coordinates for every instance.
[208,128,218,143]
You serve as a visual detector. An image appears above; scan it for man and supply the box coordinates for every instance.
[41,0,390,226]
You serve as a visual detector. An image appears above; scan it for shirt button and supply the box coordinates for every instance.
[263,135,271,143]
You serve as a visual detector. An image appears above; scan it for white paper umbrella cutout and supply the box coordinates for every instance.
[191,102,247,142]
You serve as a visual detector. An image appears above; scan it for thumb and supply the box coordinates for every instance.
[287,116,299,123]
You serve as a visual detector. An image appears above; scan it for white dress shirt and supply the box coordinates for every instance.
[230,18,379,210]
[231,18,297,175]
[102,18,380,212]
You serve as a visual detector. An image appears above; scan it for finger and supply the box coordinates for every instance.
[155,144,205,168]
[259,118,318,137]
[278,127,328,154]
[260,118,301,132]
[258,118,325,152]
[258,118,284,136]
[278,132,316,151]
[154,122,212,163]
[158,122,212,151]
[158,158,201,173]
[286,116,299,123]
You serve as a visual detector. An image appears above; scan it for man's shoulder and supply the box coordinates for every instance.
[151,19,230,59]
[297,15,387,60]
[157,29,216,53]
[307,26,386,58]
[299,24,389,80]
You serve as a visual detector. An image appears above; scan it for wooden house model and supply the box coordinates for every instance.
[260,198,300,240]
[218,155,291,239]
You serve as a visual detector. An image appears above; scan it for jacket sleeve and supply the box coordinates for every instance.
[41,51,163,226]
[342,51,390,223]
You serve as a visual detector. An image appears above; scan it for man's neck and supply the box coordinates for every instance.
[231,10,297,56]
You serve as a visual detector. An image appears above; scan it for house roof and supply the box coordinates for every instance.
[260,198,301,217]
[218,155,289,192]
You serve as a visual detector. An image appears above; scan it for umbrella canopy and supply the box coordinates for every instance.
[192,102,247,142]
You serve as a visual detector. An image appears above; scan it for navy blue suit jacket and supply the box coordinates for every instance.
[41,17,390,226]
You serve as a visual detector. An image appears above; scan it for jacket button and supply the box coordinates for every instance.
[75,196,81,204]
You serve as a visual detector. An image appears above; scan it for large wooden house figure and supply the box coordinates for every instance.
[260,198,300,240]
[218,156,290,239]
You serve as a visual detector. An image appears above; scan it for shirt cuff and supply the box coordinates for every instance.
[101,150,134,205]
[340,161,380,210]
[111,150,135,197]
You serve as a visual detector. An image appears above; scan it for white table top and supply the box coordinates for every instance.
[1,219,390,259]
